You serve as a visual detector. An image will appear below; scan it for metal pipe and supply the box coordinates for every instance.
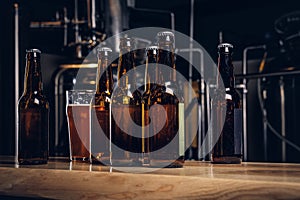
[87,0,91,29]
[187,0,194,159]
[74,0,79,43]
[219,31,223,43]
[262,106,268,161]
[242,45,266,161]
[189,0,194,101]
[63,7,68,46]
[205,80,211,160]
[87,0,96,29]
[109,0,122,52]
[74,0,82,58]
[279,77,286,162]
[91,0,96,29]
[54,68,68,150]
[198,103,202,159]
[14,3,19,162]
[170,13,175,32]
[236,69,300,79]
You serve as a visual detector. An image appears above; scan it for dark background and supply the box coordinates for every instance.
[1,0,300,162]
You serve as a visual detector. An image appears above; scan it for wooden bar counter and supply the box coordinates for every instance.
[0,157,300,199]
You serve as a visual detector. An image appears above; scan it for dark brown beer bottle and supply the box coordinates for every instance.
[90,47,113,165]
[111,38,142,166]
[142,46,158,165]
[149,31,185,168]
[18,49,49,165]
[211,43,242,164]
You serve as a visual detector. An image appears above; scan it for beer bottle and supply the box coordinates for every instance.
[90,47,113,165]
[211,43,242,164]
[18,49,49,165]
[111,37,142,166]
[142,46,158,165]
[149,31,185,168]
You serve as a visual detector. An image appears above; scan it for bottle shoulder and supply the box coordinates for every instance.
[94,92,111,100]
[213,87,241,106]
[18,93,49,109]
[91,93,111,106]
[111,87,141,105]
[149,85,179,105]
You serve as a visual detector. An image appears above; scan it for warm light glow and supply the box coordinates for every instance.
[60,64,97,69]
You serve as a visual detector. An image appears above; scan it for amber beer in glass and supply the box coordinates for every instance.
[66,90,94,162]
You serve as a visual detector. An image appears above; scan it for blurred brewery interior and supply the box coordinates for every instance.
[1,0,300,163]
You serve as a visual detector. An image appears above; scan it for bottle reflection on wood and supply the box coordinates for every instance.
[148,32,185,168]
[211,43,242,164]
[18,49,49,165]
[90,47,113,165]
[111,37,142,166]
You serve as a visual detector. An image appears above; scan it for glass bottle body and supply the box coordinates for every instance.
[90,47,113,165]
[149,90,184,168]
[111,38,142,166]
[91,96,111,165]
[211,88,242,163]
[148,32,185,168]
[142,46,157,166]
[211,43,242,164]
[18,49,49,165]
[111,85,142,166]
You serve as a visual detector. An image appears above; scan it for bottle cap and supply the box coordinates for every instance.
[146,45,158,55]
[26,48,41,59]
[119,37,135,49]
[97,47,112,57]
[26,49,41,53]
[156,31,175,43]
[146,45,158,50]
[218,43,233,53]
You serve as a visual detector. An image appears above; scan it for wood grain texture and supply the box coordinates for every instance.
[0,161,300,199]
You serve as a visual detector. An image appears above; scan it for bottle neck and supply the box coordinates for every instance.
[146,50,157,88]
[217,53,235,89]
[157,48,176,84]
[23,57,43,95]
[117,50,136,88]
[96,57,113,95]
[147,51,157,63]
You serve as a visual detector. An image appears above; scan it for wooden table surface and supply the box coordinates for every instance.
[0,157,300,200]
